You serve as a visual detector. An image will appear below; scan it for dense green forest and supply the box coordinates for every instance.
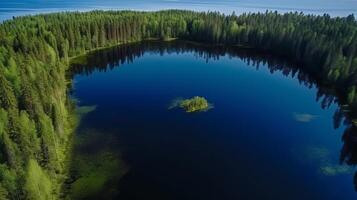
[0,10,357,199]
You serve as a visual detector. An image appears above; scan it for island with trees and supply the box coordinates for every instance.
[180,96,211,112]
[0,10,356,199]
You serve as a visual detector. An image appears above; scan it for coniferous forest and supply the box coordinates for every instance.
[0,10,357,199]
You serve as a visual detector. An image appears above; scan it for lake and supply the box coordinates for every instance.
[67,41,357,199]
[1,0,356,22]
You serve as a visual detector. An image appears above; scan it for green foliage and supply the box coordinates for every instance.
[0,109,8,138]
[348,86,356,104]
[24,159,53,200]
[0,10,356,199]
[3,58,20,95]
[0,165,17,199]
[180,96,212,112]
[0,183,9,200]
[17,111,40,158]
[0,74,17,110]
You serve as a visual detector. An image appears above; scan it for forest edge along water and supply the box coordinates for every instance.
[1,10,357,199]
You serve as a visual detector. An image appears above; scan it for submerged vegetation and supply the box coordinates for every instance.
[292,113,318,122]
[76,105,97,117]
[294,146,355,176]
[0,9,357,199]
[320,165,354,176]
[179,96,212,112]
[65,116,127,199]
[69,150,126,200]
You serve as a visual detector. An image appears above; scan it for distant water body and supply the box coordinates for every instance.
[1,0,356,22]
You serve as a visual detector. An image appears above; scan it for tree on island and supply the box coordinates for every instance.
[179,96,212,112]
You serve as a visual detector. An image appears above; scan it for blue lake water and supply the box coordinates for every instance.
[68,41,357,199]
[1,0,356,22]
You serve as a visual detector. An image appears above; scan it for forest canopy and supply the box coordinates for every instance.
[0,10,356,199]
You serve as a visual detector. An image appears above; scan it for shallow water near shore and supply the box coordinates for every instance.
[68,41,357,199]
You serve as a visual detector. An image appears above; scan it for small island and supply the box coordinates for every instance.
[179,96,212,112]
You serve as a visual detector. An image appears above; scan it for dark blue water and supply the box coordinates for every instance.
[1,0,356,22]
[69,42,357,199]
